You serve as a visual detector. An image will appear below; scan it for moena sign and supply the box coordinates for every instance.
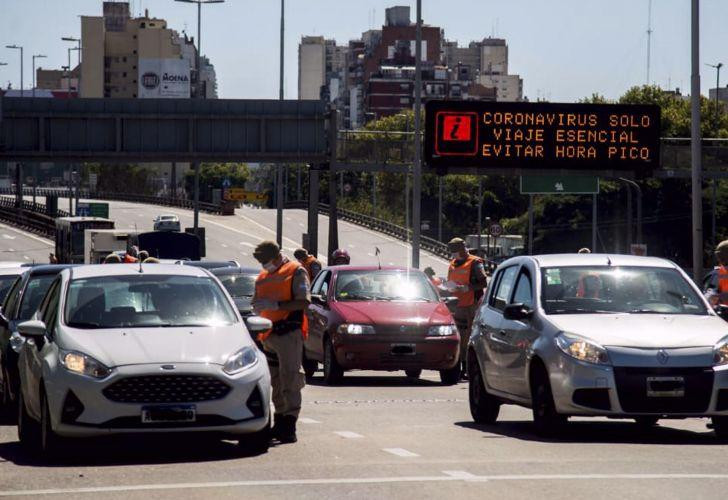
[425,100,661,174]
[138,59,191,98]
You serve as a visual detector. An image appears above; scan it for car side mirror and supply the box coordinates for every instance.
[442,296,459,308]
[311,294,325,305]
[245,316,273,333]
[715,305,728,321]
[503,303,533,321]
[17,319,47,338]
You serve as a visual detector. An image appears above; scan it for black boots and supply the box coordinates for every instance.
[272,414,297,444]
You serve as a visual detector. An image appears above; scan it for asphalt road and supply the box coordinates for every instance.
[0,197,450,277]
[1,370,728,499]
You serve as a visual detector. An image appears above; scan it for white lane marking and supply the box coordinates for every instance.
[298,222,305,227]
[6,473,728,496]
[388,262,395,266]
[240,242,255,247]
[221,243,228,248]
[231,213,301,248]
[443,471,485,481]
[23,255,29,260]
[334,431,363,439]
[285,217,292,221]
[298,417,321,424]
[0,221,52,246]
[367,252,374,257]
[2,234,16,240]
[7,248,14,252]
[347,243,355,248]
[383,448,419,457]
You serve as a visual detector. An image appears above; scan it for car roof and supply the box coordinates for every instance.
[527,253,678,269]
[28,264,78,276]
[0,266,25,276]
[211,266,259,276]
[68,263,211,279]
[328,265,423,273]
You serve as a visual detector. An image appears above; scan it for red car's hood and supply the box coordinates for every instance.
[332,300,453,325]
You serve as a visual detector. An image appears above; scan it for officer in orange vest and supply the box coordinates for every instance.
[293,248,322,282]
[714,240,728,306]
[252,241,311,444]
[424,267,442,287]
[445,238,488,378]
[123,245,139,263]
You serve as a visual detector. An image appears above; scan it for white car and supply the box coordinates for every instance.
[153,214,181,232]
[469,254,728,437]
[0,265,27,303]
[15,264,272,456]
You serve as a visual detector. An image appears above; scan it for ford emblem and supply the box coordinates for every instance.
[656,350,669,365]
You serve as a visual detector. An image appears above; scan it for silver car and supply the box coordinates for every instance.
[468,254,728,437]
[15,264,272,457]
[153,214,181,232]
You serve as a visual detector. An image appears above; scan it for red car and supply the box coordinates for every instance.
[303,266,461,385]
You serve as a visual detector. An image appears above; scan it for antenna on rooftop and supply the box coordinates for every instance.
[646,0,653,85]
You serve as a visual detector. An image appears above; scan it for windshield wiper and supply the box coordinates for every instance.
[628,309,672,314]
[548,308,615,315]
[338,293,374,301]
[66,321,102,329]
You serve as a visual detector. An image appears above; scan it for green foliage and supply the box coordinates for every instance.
[86,163,155,194]
[184,163,250,203]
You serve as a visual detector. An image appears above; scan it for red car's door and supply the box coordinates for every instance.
[305,270,333,362]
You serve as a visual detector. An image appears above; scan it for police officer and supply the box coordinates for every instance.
[293,248,322,282]
[252,241,310,444]
[446,237,488,377]
[713,240,728,306]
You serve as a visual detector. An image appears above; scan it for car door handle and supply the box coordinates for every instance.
[498,329,507,336]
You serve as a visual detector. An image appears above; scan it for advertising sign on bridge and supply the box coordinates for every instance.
[425,100,660,174]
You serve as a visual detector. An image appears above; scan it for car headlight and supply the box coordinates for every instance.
[713,336,728,366]
[427,324,457,336]
[555,332,610,365]
[59,350,112,378]
[337,323,375,335]
[223,346,259,375]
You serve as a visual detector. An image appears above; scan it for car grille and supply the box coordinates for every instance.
[613,367,714,413]
[375,325,428,336]
[103,375,231,404]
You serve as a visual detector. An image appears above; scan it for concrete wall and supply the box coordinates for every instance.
[81,16,105,97]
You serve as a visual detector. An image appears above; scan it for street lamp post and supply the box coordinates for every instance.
[706,62,723,121]
[5,45,23,96]
[31,54,47,97]
[62,36,81,95]
[690,0,703,282]
[174,0,225,234]
[275,0,285,248]
[619,177,643,248]
[411,0,423,268]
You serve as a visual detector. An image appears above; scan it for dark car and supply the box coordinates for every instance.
[303,266,461,385]
[0,264,77,416]
[181,260,240,271]
[212,266,258,317]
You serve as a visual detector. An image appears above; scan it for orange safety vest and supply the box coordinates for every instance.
[719,266,728,305]
[255,260,309,341]
[123,254,138,263]
[448,255,479,307]
[301,255,321,281]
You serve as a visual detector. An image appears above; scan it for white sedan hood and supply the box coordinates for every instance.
[548,314,728,349]
[59,324,254,367]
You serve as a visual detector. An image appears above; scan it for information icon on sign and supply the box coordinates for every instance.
[434,111,479,157]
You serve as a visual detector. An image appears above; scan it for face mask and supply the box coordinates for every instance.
[263,261,278,272]
[451,252,460,260]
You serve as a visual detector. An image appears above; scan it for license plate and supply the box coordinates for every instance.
[141,405,196,423]
[391,343,416,356]
[646,376,685,397]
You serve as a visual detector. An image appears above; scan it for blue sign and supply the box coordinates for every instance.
[222,178,232,188]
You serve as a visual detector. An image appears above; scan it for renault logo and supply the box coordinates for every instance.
[657,350,669,365]
[160,364,176,371]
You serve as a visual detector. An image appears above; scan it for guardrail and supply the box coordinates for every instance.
[0,188,222,215]
[0,197,56,239]
[284,201,449,259]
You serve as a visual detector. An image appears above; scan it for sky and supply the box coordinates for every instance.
[1,0,727,102]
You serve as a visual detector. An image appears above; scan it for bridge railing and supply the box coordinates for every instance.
[0,197,57,238]
[284,200,449,259]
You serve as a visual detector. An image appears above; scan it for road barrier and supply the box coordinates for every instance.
[284,201,449,259]
[0,197,58,238]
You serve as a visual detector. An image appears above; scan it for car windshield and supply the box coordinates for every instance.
[160,216,176,221]
[0,275,19,303]
[219,273,256,297]
[334,270,437,302]
[540,266,708,315]
[18,275,56,321]
[64,274,237,329]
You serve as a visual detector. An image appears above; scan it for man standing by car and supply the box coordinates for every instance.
[715,240,728,306]
[252,241,310,444]
[293,248,322,282]
[445,237,488,377]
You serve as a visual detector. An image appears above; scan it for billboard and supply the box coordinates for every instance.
[425,100,661,174]
[138,58,191,99]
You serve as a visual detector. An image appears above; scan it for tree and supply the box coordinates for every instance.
[184,163,250,203]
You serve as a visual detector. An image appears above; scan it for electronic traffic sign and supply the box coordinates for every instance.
[425,100,660,174]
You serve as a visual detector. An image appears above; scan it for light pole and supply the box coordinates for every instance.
[411,0,423,268]
[174,0,225,234]
[31,54,46,97]
[62,36,81,94]
[275,0,285,247]
[619,177,643,248]
[5,45,23,96]
[690,0,702,282]
[706,63,723,121]
[62,65,70,98]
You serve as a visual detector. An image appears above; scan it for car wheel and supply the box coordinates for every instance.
[323,337,343,385]
[634,416,659,428]
[439,365,460,386]
[40,390,64,458]
[239,418,270,455]
[468,352,500,424]
[0,369,13,422]
[404,369,422,379]
[530,364,566,435]
[17,391,40,452]
[302,351,318,382]
[712,416,728,440]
